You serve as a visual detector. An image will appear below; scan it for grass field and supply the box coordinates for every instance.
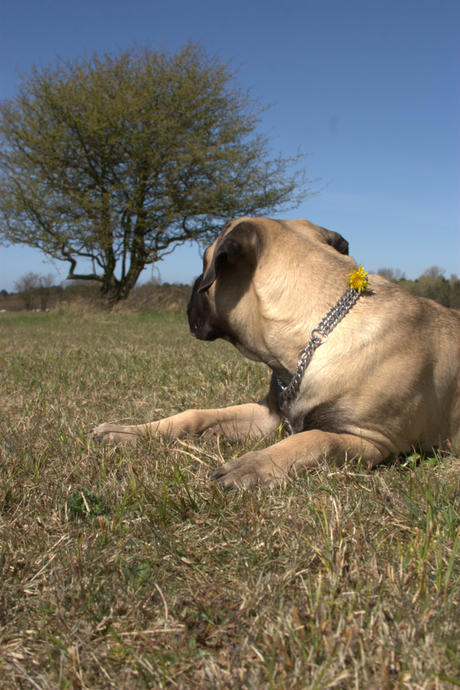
[1,309,459,689]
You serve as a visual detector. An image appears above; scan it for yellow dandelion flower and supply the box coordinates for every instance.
[347,265,369,293]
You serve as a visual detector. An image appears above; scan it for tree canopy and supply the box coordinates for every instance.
[0,43,315,302]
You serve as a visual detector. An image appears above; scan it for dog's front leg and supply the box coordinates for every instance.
[90,399,281,446]
[211,429,387,489]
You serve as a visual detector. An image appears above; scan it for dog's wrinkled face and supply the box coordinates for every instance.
[187,220,261,360]
[187,248,224,342]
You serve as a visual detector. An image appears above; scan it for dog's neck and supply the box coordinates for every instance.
[276,286,364,400]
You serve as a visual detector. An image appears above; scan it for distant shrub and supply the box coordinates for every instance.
[123,279,192,312]
[399,275,460,310]
[377,267,460,310]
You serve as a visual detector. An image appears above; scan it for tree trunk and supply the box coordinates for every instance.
[100,260,145,305]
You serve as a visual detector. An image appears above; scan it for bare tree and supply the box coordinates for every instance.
[37,273,55,310]
[14,272,40,310]
[421,266,445,279]
[377,268,406,281]
[377,268,395,280]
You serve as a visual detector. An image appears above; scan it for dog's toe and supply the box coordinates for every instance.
[211,468,258,490]
[88,426,112,443]
[211,452,285,489]
[88,423,138,446]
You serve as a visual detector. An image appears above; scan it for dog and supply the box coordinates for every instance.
[91,216,460,488]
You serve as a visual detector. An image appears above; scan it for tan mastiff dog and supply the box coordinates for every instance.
[91,217,460,488]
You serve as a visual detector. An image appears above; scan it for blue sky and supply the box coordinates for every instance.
[1,0,459,292]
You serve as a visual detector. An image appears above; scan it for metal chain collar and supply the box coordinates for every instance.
[276,287,361,400]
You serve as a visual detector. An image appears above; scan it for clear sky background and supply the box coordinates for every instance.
[1,0,459,292]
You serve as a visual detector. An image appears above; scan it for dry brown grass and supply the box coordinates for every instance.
[1,310,459,689]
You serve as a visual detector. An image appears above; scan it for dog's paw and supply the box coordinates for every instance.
[89,423,139,446]
[210,451,287,490]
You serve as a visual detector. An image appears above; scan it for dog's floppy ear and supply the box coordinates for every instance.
[320,228,349,255]
[295,219,349,255]
[198,221,261,293]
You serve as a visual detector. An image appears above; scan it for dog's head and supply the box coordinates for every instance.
[187,216,352,365]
